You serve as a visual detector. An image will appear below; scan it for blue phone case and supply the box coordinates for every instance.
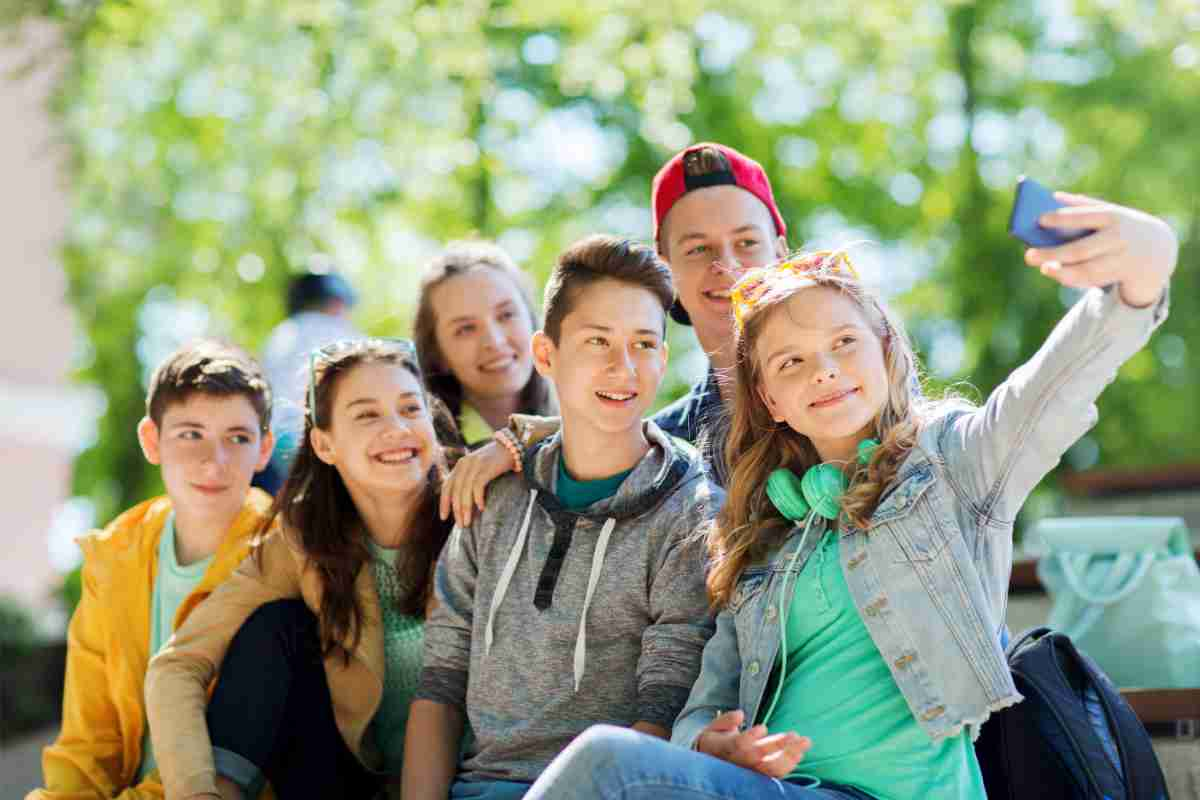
[1008,177,1092,248]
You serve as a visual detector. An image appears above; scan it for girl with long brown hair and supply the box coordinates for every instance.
[146,339,454,800]
[521,192,1175,800]
[413,241,556,451]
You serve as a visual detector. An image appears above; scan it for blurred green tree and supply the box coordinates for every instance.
[3,0,1196,541]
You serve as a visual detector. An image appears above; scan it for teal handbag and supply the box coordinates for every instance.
[1032,516,1200,689]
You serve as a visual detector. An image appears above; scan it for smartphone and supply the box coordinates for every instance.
[1008,176,1093,248]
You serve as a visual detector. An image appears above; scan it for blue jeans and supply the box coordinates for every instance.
[450,778,532,800]
[523,726,874,800]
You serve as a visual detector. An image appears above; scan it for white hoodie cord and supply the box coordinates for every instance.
[485,489,538,656]
[573,516,616,692]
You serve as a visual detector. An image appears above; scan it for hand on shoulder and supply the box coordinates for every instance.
[438,439,517,527]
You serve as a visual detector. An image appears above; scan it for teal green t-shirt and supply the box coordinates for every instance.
[555,456,633,510]
[137,514,215,781]
[761,529,986,800]
[365,536,426,776]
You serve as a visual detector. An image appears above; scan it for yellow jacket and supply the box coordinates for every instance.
[28,489,274,800]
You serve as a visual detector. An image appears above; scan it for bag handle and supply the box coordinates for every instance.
[1054,550,1154,606]
[1029,516,1188,555]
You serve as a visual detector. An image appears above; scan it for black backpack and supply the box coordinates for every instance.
[975,627,1169,800]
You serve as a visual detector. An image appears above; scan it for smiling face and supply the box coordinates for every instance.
[139,392,273,526]
[661,185,788,358]
[429,268,535,406]
[753,286,889,463]
[310,362,437,498]
[533,279,668,438]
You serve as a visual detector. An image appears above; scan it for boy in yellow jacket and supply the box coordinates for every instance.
[28,340,276,800]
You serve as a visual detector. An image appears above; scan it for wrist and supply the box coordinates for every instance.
[492,428,523,472]
[1117,278,1165,309]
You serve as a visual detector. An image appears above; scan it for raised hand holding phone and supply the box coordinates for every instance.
[1009,177,1092,248]
[1022,189,1178,308]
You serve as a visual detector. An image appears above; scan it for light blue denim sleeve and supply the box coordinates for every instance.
[938,285,1168,525]
[671,606,743,751]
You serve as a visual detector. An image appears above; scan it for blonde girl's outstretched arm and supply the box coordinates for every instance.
[940,194,1176,523]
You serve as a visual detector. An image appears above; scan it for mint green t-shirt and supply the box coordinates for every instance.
[761,529,986,800]
[555,456,633,510]
[365,536,426,775]
[137,514,215,781]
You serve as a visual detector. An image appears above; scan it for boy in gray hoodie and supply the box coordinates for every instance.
[404,235,722,800]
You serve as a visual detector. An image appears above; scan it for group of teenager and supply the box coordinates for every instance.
[30,141,1178,800]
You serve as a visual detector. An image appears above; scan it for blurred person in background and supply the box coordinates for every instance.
[256,268,362,494]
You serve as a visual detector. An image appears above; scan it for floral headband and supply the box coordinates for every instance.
[729,250,860,332]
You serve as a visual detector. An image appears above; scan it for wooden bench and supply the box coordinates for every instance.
[1122,689,1200,738]
[1124,689,1200,799]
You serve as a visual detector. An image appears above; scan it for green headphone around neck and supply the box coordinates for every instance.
[758,436,881,728]
[765,438,880,521]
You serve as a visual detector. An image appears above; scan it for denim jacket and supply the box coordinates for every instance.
[673,285,1169,749]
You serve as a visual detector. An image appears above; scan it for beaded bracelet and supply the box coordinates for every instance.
[493,428,523,473]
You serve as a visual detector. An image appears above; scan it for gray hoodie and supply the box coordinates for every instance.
[416,421,722,782]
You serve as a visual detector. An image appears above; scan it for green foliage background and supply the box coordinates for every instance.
[5,0,1198,533]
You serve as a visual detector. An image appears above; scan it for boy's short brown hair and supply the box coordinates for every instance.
[145,339,272,433]
[542,235,674,344]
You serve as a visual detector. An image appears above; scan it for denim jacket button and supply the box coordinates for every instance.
[921,705,946,721]
[748,661,761,676]
[894,653,915,669]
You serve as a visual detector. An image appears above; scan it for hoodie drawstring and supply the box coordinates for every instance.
[485,489,538,656]
[483,489,616,695]
[573,516,615,692]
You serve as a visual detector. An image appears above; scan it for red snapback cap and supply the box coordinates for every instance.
[651,142,787,246]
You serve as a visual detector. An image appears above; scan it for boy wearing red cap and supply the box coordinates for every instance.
[648,143,789,473]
